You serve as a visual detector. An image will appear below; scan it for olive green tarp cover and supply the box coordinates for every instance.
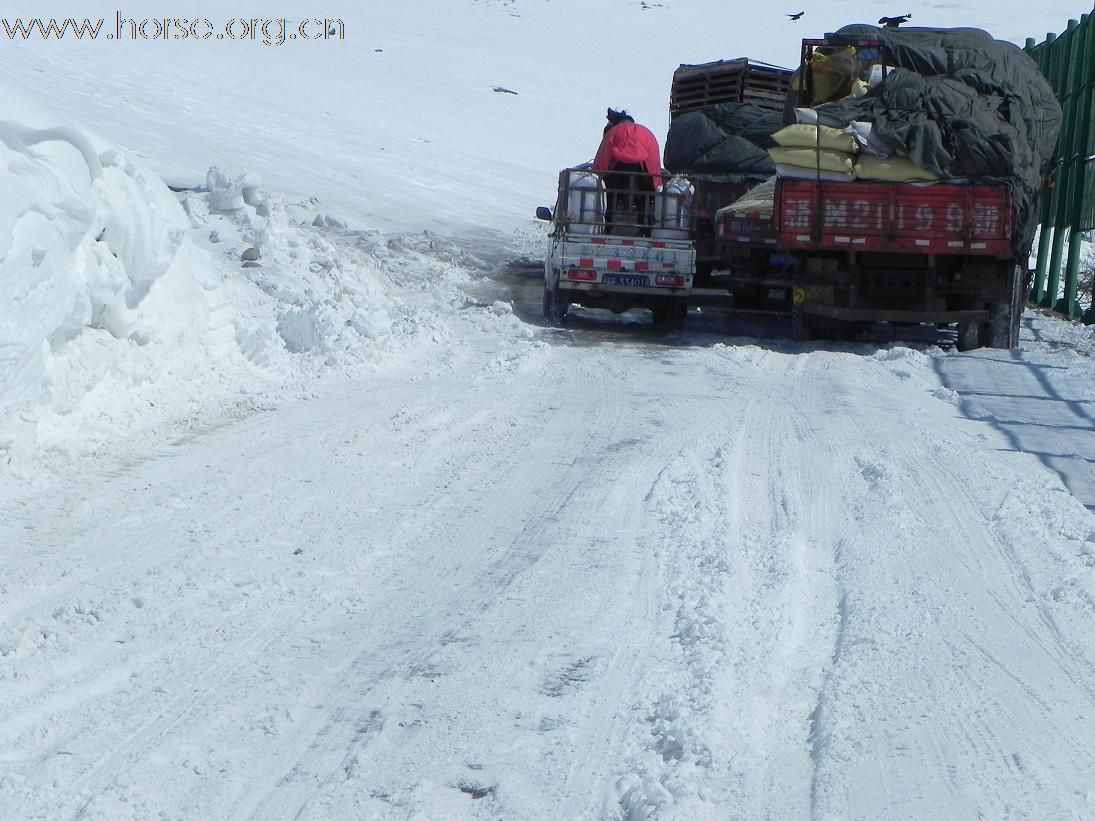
[811,24,1061,253]
[664,27,1061,254]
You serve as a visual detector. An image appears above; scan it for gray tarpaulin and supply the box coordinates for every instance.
[663,103,783,180]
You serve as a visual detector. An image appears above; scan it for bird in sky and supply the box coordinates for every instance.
[878,13,911,27]
[787,10,805,20]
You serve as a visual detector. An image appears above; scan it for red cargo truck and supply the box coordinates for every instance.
[717,177,1023,348]
[709,25,1057,350]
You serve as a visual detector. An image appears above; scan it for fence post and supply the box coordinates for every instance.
[1028,36,1051,303]
[1058,14,1094,319]
[1043,21,1082,310]
[1032,32,1062,306]
[1027,38,1043,302]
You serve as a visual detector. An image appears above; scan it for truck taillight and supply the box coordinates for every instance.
[656,274,687,287]
[567,269,598,281]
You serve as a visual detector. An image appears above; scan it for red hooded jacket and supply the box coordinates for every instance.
[593,121,663,188]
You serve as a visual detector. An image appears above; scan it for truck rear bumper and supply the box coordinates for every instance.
[560,282,691,297]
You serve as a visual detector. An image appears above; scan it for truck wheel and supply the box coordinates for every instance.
[556,290,570,322]
[667,299,687,333]
[542,285,568,326]
[790,305,813,342]
[986,305,1011,349]
[843,321,869,341]
[955,321,980,352]
[652,299,686,332]
[986,265,1024,349]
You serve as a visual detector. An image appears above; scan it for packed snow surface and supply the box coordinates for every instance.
[2,1,1095,819]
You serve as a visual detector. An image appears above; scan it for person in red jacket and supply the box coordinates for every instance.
[593,108,663,234]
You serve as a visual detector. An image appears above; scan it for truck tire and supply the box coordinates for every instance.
[666,299,687,333]
[986,265,1024,350]
[790,304,813,342]
[653,299,687,333]
[955,321,980,352]
[542,284,568,326]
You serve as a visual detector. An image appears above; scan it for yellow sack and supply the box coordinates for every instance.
[854,155,939,181]
[772,123,857,153]
[768,146,855,174]
[808,47,857,104]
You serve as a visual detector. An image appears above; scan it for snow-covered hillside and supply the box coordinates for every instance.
[2,1,1095,819]
[1,0,1085,233]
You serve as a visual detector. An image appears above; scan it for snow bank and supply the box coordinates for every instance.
[0,75,540,481]
[0,82,310,466]
[0,76,207,455]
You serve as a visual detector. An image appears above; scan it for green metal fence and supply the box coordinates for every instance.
[1027,18,1095,325]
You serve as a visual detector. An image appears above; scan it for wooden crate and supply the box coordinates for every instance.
[670,59,793,119]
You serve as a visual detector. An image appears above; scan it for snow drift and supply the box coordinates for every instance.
[0,76,217,456]
[0,74,528,478]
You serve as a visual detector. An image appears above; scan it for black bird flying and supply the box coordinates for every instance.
[878,13,911,27]
[787,11,805,20]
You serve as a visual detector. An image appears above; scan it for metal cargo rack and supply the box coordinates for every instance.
[553,168,694,239]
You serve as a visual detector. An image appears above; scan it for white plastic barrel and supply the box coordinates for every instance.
[565,171,605,234]
[651,176,694,240]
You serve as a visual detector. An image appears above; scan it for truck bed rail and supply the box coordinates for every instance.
[774,179,1012,256]
[554,168,694,240]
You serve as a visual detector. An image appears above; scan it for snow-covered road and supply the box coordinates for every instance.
[3,1,1095,816]
[4,302,1094,819]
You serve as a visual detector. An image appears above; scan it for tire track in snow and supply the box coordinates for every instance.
[230,381,608,820]
[760,355,855,821]
[614,347,849,820]
[799,355,1095,821]
[1,373,547,820]
[806,551,850,821]
[229,350,675,819]
[7,333,1094,820]
[905,461,1095,810]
